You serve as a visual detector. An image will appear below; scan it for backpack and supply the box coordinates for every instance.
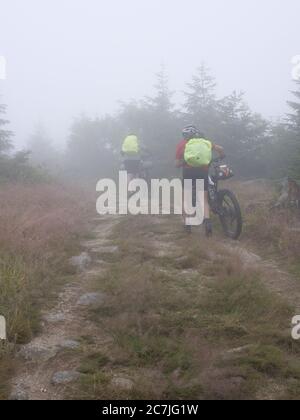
[122,135,140,156]
[184,138,213,167]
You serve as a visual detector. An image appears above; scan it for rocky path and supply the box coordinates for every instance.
[9,213,300,400]
[10,216,120,401]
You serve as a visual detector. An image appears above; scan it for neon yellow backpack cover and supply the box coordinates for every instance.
[122,135,140,155]
[184,138,213,167]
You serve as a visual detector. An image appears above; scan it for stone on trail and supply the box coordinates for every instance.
[77,292,107,307]
[69,252,92,271]
[51,371,80,385]
[236,248,261,266]
[19,343,58,362]
[42,312,66,324]
[59,340,80,350]
[9,388,29,401]
[111,377,134,391]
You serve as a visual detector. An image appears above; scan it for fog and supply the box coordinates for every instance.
[1,0,299,148]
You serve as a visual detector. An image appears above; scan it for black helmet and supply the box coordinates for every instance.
[182,125,199,140]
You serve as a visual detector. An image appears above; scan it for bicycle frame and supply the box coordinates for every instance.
[208,159,222,213]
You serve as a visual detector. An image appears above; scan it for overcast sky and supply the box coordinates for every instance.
[0,0,299,148]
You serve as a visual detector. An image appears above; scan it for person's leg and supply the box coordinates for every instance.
[183,187,193,232]
[183,169,211,234]
[127,160,142,198]
[182,169,193,233]
[182,182,186,224]
[184,169,204,231]
[204,191,210,219]
[132,160,141,181]
[124,160,134,190]
[203,175,213,237]
[191,169,207,222]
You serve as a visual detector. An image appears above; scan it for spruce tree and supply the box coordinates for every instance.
[147,66,174,114]
[184,64,216,112]
[287,80,300,131]
[143,67,181,175]
[286,80,300,178]
[28,124,58,169]
[217,91,269,177]
[0,101,13,153]
[183,64,219,138]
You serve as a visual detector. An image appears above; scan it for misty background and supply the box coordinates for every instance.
[1,0,299,148]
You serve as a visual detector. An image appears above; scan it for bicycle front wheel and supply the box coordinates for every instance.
[218,189,243,240]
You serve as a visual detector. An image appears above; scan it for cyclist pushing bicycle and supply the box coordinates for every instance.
[175,125,226,237]
[121,133,151,186]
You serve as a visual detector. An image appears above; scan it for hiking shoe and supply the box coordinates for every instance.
[204,219,213,238]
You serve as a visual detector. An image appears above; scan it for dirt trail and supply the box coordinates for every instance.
[10,216,120,401]
[9,213,300,400]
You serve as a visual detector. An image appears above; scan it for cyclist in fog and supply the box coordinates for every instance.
[121,133,152,186]
[175,125,225,237]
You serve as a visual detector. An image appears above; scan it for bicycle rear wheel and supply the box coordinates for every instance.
[218,189,243,240]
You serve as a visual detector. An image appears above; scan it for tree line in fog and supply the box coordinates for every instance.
[1,64,300,182]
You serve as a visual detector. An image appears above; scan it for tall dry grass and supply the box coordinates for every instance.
[0,184,89,258]
[230,180,300,262]
[0,182,91,398]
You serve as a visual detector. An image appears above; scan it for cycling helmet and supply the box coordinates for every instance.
[182,125,199,140]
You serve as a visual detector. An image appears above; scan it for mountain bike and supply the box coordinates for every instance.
[208,158,243,240]
[139,159,153,186]
[120,158,153,187]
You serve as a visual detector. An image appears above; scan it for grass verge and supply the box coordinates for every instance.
[0,182,90,399]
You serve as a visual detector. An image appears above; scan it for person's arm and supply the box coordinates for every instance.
[213,144,225,158]
[175,159,184,168]
[175,141,186,167]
